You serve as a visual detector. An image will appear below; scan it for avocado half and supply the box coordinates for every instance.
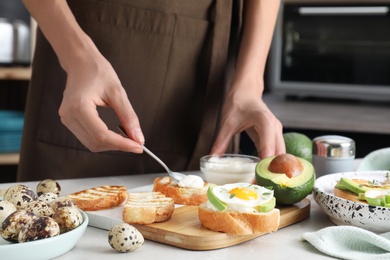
[255,155,315,205]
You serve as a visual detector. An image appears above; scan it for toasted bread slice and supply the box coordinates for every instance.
[122,192,174,225]
[67,185,127,211]
[198,202,280,235]
[153,176,209,206]
[334,187,367,203]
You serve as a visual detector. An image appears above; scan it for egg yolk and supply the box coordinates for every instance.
[229,187,258,200]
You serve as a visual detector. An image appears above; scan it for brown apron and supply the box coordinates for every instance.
[17,0,243,181]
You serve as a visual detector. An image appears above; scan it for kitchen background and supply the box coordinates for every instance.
[1,0,390,182]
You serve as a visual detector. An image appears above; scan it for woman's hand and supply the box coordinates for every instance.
[23,0,144,153]
[59,54,144,153]
[210,78,285,159]
[210,0,283,158]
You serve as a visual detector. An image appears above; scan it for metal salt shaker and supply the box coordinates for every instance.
[312,135,356,177]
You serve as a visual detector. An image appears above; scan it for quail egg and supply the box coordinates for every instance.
[52,206,83,233]
[0,200,17,224]
[25,200,55,217]
[18,216,60,242]
[3,185,30,201]
[50,197,77,212]
[7,186,38,210]
[37,192,59,205]
[108,223,144,253]
[1,210,36,242]
[36,179,61,196]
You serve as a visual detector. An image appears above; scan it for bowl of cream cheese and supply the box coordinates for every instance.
[200,154,260,185]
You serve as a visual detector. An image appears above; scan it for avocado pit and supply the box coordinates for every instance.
[268,154,303,178]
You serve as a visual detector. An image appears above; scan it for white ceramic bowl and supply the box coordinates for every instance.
[200,154,260,185]
[357,147,390,171]
[313,171,390,233]
[0,210,88,260]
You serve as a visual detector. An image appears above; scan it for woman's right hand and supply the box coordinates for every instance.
[59,52,145,153]
[22,0,144,153]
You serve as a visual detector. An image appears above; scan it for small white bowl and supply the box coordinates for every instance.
[313,171,390,233]
[0,210,88,260]
[357,147,390,171]
[200,154,260,185]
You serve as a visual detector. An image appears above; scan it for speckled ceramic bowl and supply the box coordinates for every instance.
[313,170,390,233]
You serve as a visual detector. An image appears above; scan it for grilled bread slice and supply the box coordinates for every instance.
[67,185,127,211]
[153,176,209,206]
[122,192,175,225]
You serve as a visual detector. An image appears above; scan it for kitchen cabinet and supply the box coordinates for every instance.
[0,19,34,182]
[0,17,34,169]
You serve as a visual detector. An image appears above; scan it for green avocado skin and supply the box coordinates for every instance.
[255,155,315,205]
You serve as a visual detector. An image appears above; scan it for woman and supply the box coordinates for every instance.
[18,0,284,181]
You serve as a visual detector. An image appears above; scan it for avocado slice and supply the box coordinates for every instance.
[358,193,366,201]
[365,196,384,207]
[207,186,227,211]
[335,181,349,191]
[386,194,390,204]
[255,197,276,213]
[255,154,315,205]
[340,178,370,194]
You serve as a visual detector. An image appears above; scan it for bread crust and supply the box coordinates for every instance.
[153,176,209,206]
[122,192,175,225]
[198,202,280,235]
[67,185,127,211]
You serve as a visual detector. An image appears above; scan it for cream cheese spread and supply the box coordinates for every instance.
[178,175,204,189]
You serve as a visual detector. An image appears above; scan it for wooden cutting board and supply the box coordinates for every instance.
[86,198,310,251]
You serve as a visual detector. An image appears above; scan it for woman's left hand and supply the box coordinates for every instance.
[210,78,285,159]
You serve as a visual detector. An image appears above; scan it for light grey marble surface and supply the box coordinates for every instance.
[0,171,336,260]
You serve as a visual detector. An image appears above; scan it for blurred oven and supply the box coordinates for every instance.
[269,1,390,101]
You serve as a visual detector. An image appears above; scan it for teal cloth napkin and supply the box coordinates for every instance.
[301,226,390,260]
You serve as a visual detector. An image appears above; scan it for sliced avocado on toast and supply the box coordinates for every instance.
[336,177,390,208]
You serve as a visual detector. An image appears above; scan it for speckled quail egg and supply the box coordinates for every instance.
[36,179,61,196]
[18,216,60,243]
[6,186,38,210]
[25,200,55,217]
[50,197,77,212]
[0,200,17,224]
[4,185,31,201]
[1,210,36,242]
[52,206,83,233]
[37,192,59,205]
[108,223,144,253]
